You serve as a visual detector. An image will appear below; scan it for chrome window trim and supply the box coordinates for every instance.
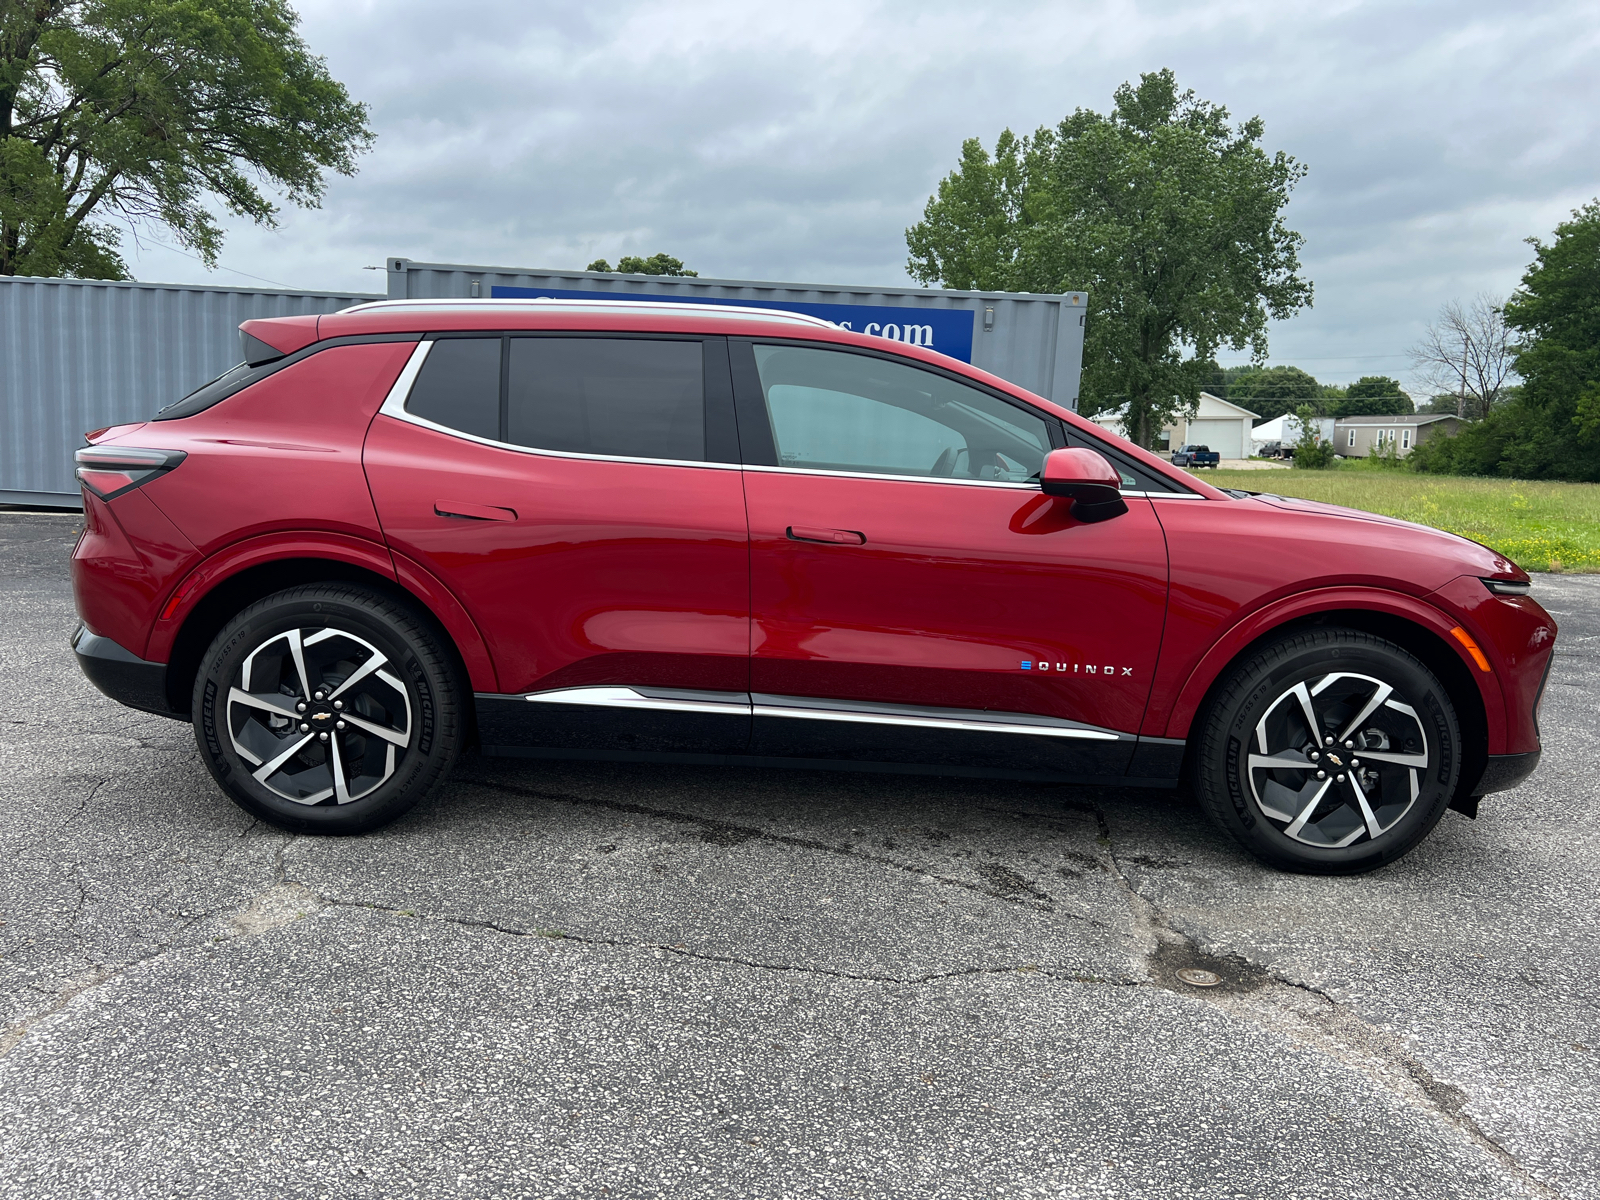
[739,462,1040,490]
[376,338,743,472]
[377,338,434,416]
[486,686,1129,742]
[381,337,1205,494]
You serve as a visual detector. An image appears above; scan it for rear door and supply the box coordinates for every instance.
[733,339,1171,778]
[363,332,752,754]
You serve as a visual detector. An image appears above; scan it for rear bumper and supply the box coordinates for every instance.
[71,625,182,719]
[1472,750,1541,797]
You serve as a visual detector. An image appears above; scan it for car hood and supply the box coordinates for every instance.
[1245,492,1524,579]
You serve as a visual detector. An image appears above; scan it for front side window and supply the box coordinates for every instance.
[509,338,704,461]
[751,344,1049,482]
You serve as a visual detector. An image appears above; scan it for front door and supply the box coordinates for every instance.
[364,332,751,755]
[734,340,1170,777]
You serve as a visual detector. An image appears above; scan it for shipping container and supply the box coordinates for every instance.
[0,275,381,506]
[386,258,1088,409]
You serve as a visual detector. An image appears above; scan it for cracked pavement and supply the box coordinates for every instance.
[1,510,1596,1199]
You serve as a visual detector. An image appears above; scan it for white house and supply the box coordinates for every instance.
[1089,392,1261,460]
[1251,412,1335,454]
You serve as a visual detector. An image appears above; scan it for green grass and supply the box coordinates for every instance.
[1202,465,1600,573]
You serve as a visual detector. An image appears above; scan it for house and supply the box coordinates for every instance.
[1333,413,1464,458]
[1250,413,1335,455]
[1088,392,1261,460]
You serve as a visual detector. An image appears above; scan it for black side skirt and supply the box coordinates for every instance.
[475,690,1180,786]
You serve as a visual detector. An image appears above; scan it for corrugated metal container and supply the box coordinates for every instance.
[0,275,380,506]
[387,258,1088,409]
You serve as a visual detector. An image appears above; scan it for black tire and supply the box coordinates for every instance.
[1193,627,1461,874]
[192,584,463,834]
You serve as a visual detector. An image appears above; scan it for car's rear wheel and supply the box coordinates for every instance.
[192,584,463,833]
[1193,627,1461,873]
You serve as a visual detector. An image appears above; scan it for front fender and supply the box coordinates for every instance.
[1153,585,1504,749]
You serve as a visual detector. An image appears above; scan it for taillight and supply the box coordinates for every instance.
[74,446,187,500]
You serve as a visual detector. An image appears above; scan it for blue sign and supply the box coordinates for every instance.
[490,286,977,362]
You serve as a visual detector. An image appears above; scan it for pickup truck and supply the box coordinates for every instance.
[1171,444,1220,469]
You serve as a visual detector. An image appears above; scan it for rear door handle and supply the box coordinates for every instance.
[786,525,866,545]
[435,500,517,522]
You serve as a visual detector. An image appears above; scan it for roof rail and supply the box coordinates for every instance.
[336,297,836,328]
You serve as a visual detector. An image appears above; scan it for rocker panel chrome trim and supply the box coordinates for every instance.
[482,686,1129,742]
[751,693,1125,741]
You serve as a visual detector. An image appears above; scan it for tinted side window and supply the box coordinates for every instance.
[507,338,704,461]
[406,338,501,440]
[752,344,1049,481]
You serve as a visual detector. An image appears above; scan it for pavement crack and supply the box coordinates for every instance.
[459,775,1073,916]
[312,894,1113,987]
[0,910,216,1061]
[1092,802,1560,1199]
[272,832,301,884]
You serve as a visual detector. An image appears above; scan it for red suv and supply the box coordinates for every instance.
[70,300,1556,872]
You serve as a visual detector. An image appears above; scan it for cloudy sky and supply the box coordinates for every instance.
[123,0,1600,394]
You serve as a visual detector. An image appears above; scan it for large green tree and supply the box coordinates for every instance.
[906,69,1312,447]
[1225,364,1323,422]
[0,0,373,278]
[1412,201,1600,481]
[1335,375,1412,417]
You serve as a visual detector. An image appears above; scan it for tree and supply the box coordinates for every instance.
[1334,375,1412,417]
[0,0,374,279]
[1226,364,1323,422]
[906,69,1312,448]
[1290,403,1334,469]
[1409,294,1515,420]
[586,252,697,277]
[1410,202,1600,481]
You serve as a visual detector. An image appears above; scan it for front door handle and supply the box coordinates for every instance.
[435,500,517,522]
[787,525,866,545]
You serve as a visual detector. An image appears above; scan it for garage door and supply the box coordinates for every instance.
[1186,419,1243,460]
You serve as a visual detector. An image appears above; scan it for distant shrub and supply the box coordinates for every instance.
[1291,404,1336,469]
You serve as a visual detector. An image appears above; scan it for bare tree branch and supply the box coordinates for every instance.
[1410,294,1517,419]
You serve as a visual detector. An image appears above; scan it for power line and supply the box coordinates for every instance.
[1214,353,1411,364]
[130,235,296,290]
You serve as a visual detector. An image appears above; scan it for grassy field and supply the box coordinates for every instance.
[1202,463,1600,573]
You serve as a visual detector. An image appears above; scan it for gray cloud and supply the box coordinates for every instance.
[124,0,1600,395]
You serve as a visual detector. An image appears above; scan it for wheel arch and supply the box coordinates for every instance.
[1173,601,1492,799]
[1171,604,1491,803]
[153,540,496,720]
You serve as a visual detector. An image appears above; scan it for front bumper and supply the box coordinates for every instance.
[71,625,181,719]
[1472,750,1541,797]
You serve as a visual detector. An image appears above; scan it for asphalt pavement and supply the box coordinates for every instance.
[1,509,1595,1200]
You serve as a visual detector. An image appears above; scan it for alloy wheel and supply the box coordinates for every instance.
[1246,671,1430,848]
[225,626,413,805]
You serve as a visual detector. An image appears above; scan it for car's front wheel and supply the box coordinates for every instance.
[192,584,463,833]
[1193,627,1461,873]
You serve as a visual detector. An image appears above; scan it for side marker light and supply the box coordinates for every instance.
[1450,626,1492,673]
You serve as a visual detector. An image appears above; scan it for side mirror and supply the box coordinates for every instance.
[1040,447,1128,523]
